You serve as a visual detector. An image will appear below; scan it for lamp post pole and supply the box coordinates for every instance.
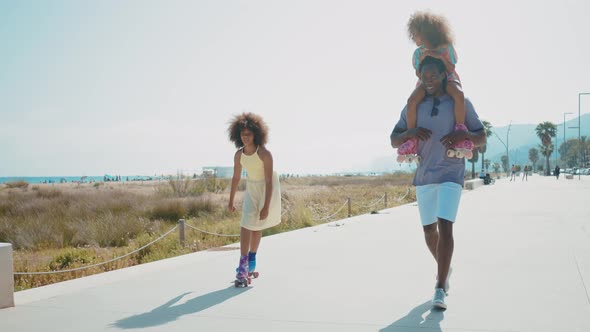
[507,121,511,175]
[492,120,511,177]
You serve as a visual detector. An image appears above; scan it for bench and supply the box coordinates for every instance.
[464,179,484,190]
[0,243,14,308]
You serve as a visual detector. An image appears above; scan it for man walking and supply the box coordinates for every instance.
[390,56,486,309]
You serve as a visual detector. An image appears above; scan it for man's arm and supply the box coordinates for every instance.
[390,126,432,148]
[440,128,486,149]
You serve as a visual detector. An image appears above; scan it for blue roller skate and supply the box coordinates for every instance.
[235,252,259,279]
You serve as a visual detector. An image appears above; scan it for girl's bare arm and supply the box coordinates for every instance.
[228,150,242,211]
[259,147,274,220]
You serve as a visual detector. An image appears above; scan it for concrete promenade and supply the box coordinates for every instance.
[1,175,589,331]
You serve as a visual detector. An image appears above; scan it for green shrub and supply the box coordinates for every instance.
[49,249,93,270]
[150,199,187,221]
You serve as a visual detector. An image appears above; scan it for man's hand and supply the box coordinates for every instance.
[440,130,470,149]
[407,127,433,141]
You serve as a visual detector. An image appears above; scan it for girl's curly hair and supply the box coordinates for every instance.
[407,11,454,48]
[227,112,269,148]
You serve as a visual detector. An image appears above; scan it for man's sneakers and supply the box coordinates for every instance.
[432,288,447,309]
[433,267,452,309]
[436,266,452,295]
[444,267,452,295]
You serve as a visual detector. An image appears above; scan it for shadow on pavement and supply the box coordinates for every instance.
[379,300,444,331]
[112,286,250,329]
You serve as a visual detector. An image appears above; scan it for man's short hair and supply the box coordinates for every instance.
[419,56,446,74]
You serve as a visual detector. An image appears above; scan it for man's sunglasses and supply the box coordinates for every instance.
[431,98,440,117]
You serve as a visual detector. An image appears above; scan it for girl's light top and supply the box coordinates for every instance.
[240,147,265,181]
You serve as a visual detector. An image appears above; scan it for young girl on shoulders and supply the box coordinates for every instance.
[398,11,473,163]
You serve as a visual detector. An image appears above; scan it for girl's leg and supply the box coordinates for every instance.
[247,231,262,274]
[446,82,473,158]
[240,227,251,256]
[446,82,465,124]
[407,85,426,128]
[398,86,426,163]
[249,231,262,253]
[236,227,252,285]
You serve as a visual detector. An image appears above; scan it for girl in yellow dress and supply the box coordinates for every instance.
[228,113,281,287]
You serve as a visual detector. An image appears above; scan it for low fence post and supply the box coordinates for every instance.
[384,192,388,209]
[179,219,185,247]
[0,243,14,309]
[347,197,352,217]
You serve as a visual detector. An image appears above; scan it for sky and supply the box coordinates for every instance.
[2,0,590,176]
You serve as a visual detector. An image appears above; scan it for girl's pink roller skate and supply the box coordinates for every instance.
[446,123,474,159]
[234,255,251,287]
[397,138,421,164]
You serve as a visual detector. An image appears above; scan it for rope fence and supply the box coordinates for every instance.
[184,222,240,237]
[354,194,386,209]
[14,224,179,275]
[311,199,350,221]
[12,188,414,276]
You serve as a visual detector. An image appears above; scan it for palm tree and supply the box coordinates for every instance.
[528,148,539,171]
[535,121,557,175]
[479,120,493,171]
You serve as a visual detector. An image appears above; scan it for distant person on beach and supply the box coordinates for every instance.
[397,11,473,164]
[522,165,529,181]
[479,169,486,179]
[554,165,561,180]
[510,164,517,181]
[228,113,282,287]
[390,56,486,309]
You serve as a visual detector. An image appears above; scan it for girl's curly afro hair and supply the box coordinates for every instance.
[227,112,269,148]
[407,11,454,48]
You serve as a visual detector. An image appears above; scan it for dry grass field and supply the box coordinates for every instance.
[0,173,415,291]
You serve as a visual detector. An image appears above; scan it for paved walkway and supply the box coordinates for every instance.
[1,175,589,331]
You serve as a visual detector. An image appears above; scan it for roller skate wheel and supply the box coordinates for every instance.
[234,280,247,288]
[464,151,473,159]
[397,155,406,163]
[250,272,260,278]
[407,156,414,163]
[415,156,422,164]
[455,151,464,158]
[447,149,456,158]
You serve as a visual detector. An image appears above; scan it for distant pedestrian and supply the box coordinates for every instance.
[227,113,282,287]
[554,165,561,180]
[522,166,528,181]
[510,164,517,181]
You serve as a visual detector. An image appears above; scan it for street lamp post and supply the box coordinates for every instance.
[507,121,511,174]
[493,121,511,176]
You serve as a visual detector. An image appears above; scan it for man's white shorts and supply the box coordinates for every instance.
[415,182,463,226]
